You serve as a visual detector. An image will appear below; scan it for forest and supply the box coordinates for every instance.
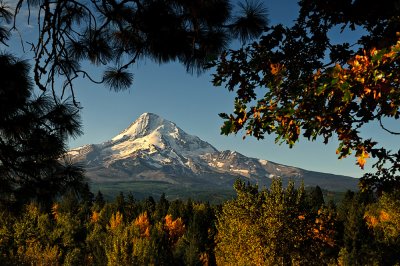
[0,179,399,265]
[1,0,400,264]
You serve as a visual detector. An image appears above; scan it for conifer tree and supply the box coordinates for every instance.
[13,0,268,101]
[308,185,325,211]
[0,45,84,209]
[94,191,106,211]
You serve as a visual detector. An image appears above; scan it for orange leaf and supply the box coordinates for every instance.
[357,150,370,169]
[270,63,282,75]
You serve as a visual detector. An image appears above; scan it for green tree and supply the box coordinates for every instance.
[211,0,400,192]
[154,193,170,221]
[58,189,80,214]
[94,190,106,211]
[215,178,336,265]
[52,210,87,264]
[114,192,126,215]
[0,1,84,208]
[337,191,377,265]
[124,192,138,221]
[86,221,108,265]
[0,207,15,264]
[142,196,156,218]
[307,185,325,211]
[364,190,400,265]
[0,53,84,208]
[13,203,62,264]
[150,222,175,265]
[177,202,216,265]
[105,211,134,265]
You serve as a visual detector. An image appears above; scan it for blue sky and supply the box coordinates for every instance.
[9,0,399,178]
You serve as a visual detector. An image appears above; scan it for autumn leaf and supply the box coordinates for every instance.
[134,212,151,237]
[379,210,390,222]
[51,203,59,221]
[164,214,185,243]
[357,150,370,169]
[91,211,100,223]
[109,211,123,229]
[270,63,282,75]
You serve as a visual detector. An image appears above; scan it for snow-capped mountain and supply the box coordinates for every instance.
[68,113,358,198]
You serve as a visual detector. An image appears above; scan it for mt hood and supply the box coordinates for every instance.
[68,113,358,198]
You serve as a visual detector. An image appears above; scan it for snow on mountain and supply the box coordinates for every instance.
[70,113,217,165]
[107,112,217,159]
[68,113,358,193]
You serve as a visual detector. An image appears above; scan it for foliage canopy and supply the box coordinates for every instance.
[211,0,400,192]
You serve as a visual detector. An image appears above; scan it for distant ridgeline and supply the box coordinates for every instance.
[68,113,358,201]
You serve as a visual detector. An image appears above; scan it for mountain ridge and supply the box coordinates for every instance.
[68,113,358,199]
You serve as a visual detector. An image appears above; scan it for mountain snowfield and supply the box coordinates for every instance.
[68,113,358,199]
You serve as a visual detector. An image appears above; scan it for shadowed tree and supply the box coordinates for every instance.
[94,191,106,208]
[12,0,269,103]
[0,2,84,208]
[308,185,325,211]
[0,51,85,209]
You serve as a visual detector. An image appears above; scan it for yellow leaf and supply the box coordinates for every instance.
[109,211,123,229]
[379,210,390,222]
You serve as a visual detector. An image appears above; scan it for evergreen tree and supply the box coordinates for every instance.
[94,191,106,211]
[114,192,125,215]
[168,199,186,221]
[307,185,325,211]
[0,3,84,208]
[80,183,94,206]
[58,189,80,214]
[154,193,170,221]
[181,202,216,265]
[13,0,268,99]
[124,192,138,221]
[338,192,377,265]
[0,51,84,209]
[142,196,156,217]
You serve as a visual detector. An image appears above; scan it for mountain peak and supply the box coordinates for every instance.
[139,112,160,120]
[109,113,217,157]
[112,112,167,141]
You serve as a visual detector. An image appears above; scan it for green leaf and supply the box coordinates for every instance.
[221,120,233,135]
[342,89,352,102]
